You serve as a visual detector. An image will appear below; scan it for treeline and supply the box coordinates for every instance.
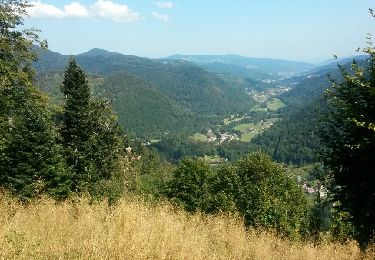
[164,153,308,238]
[153,134,258,163]
[0,1,128,200]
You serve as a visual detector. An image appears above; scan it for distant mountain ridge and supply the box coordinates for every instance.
[35,47,360,139]
[33,47,252,137]
[78,48,124,57]
[167,54,314,75]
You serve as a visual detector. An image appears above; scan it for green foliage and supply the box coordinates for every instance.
[60,59,92,190]
[251,74,332,165]
[0,0,69,199]
[60,59,125,198]
[224,153,308,237]
[320,43,375,246]
[329,204,356,243]
[251,105,321,165]
[165,153,308,238]
[309,191,331,240]
[98,72,198,138]
[153,135,217,162]
[125,146,174,199]
[1,91,71,199]
[165,158,213,212]
[34,47,252,138]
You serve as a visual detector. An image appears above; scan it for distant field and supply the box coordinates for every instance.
[224,115,250,125]
[266,98,285,111]
[234,118,279,142]
[249,98,285,113]
[191,133,208,142]
[234,122,264,142]
[240,131,260,142]
[233,123,256,132]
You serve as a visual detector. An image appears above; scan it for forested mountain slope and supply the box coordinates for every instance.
[34,48,252,137]
[250,59,358,165]
[97,72,198,137]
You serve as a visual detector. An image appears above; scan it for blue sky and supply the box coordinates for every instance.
[24,0,375,62]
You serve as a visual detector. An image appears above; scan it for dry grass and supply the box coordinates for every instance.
[0,195,374,260]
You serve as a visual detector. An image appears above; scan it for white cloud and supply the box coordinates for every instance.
[155,1,173,9]
[64,2,89,17]
[92,0,140,23]
[28,0,140,23]
[28,1,65,18]
[152,12,170,23]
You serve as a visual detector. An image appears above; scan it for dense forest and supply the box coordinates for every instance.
[1,0,375,256]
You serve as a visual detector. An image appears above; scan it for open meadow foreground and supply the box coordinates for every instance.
[0,195,374,260]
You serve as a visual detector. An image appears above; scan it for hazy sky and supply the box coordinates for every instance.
[24,0,375,62]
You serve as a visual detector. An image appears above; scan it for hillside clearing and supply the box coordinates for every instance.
[267,98,286,111]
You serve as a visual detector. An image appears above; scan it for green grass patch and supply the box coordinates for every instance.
[233,123,255,132]
[224,115,250,125]
[234,119,278,142]
[266,98,285,111]
[233,123,264,142]
[240,131,259,142]
[191,133,208,142]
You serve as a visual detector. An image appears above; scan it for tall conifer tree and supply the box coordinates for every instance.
[0,0,70,199]
[60,59,92,191]
[60,59,124,196]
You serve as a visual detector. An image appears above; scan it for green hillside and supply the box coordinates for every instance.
[250,66,337,165]
[34,48,253,137]
[97,72,199,137]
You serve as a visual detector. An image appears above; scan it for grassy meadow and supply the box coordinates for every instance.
[1,194,374,260]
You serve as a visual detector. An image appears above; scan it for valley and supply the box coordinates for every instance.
[34,47,343,166]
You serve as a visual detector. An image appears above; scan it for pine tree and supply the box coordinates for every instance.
[60,59,124,197]
[60,59,92,191]
[0,0,70,199]
[2,90,72,199]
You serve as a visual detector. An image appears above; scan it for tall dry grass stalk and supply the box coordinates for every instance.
[0,194,374,260]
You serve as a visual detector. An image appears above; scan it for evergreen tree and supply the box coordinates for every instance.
[60,59,124,197]
[60,59,92,191]
[0,0,70,199]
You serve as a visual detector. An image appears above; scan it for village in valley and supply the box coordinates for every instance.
[191,81,292,145]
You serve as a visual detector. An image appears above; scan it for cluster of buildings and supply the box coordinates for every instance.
[247,86,291,103]
[301,181,328,198]
[206,129,239,144]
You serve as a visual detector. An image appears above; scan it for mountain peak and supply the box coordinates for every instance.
[79,48,123,57]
